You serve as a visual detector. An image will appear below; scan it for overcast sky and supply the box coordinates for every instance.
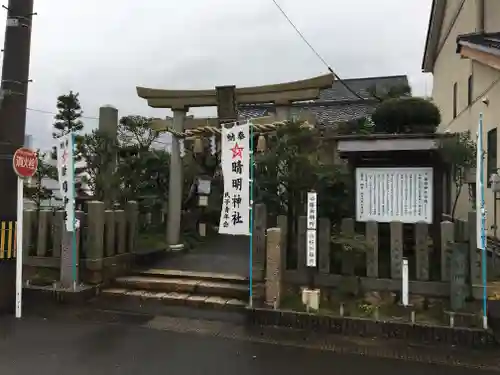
[3,0,433,149]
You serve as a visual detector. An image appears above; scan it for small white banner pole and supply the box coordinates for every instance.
[15,176,24,319]
[402,258,409,307]
[306,191,318,268]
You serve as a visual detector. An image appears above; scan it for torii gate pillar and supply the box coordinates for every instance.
[167,107,187,251]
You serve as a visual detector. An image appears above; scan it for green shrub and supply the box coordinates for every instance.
[371,97,441,134]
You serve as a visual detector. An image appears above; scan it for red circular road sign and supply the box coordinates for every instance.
[12,147,38,178]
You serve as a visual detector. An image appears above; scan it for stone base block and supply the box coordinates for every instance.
[169,244,185,252]
[301,288,320,311]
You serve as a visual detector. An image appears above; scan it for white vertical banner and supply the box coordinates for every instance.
[476,115,486,250]
[306,230,317,267]
[306,191,317,267]
[306,192,317,230]
[218,122,250,236]
[56,133,76,232]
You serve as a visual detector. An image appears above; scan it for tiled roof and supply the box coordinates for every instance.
[238,107,268,120]
[457,32,500,53]
[318,75,408,102]
[238,75,409,127]
[292,102,378,124]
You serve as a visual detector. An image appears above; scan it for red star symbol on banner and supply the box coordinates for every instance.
[231,143,244,159]
[62,149,68,164]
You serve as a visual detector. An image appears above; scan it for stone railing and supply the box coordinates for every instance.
[254,210,496,310]
[23,201,139,285]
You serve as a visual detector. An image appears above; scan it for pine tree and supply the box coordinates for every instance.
[52,91,84,138]
[51,91,87,197]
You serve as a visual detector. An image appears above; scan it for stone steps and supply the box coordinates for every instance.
[98,268,250,314]
[134,269,248,285]
[100,288,247,312]
[113,275,248,300]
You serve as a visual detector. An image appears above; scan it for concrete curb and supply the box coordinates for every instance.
[246,307,498,348]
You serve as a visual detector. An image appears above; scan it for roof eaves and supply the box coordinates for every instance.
[336,74,408,83]
[422,0,447,73]
[238,98,379,109]
[457,33,500,57]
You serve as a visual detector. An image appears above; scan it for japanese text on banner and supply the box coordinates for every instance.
[218,122,250,236]
[306,229,317,267]
[307,192,317,230]
[56,133,76,232]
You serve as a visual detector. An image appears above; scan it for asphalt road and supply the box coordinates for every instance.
[0,317,496,375]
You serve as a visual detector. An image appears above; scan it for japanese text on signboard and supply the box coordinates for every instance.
[356,167,433,224]
[14,154,36,170]
[219,122,250,236]
[56,134,76,232]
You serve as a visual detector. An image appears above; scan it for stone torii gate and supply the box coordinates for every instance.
[136,73,334,251]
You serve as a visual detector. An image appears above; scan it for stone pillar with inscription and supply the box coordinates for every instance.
[440,221,454,281]
[60,229,79,289]
[390,222,403,279]
[252,204,267,281]
[450,242,468,310]
[98,105,119,209]
[265,228,282,308]
[415,222,429,281]
[365,221,379,277]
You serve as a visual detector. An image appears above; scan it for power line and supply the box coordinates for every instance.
[28,2,382,125]
[26,107,99,120]
[269,0,382,102]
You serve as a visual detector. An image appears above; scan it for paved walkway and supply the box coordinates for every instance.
[0,315,497,375]
[154,235,250,277]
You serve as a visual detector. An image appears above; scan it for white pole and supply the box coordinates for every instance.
[15,176,24,318]
[402,258,409,307]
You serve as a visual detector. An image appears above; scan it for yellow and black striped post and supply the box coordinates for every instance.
[0,221,16,260]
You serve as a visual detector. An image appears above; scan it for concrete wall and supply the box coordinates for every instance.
[432,0,475,129]
[485,0,500,32]
[431,0,500,233]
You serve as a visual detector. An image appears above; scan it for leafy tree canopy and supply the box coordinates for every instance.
[440,131,477,217]
[254,121,352,223]
[78,129,120,202]
[23,151,58,210]
[118,115,159,151]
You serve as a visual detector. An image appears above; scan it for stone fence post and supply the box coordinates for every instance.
[265,227,282,308]
[22,210,36,258]
[390,222,403,279]
[36,210,51,257]
[468,211,482,299]
[86,201,105,283]
[125,201,139,254]
[252,203,266,282]
[115,210,126,254]
[441,221,454,281]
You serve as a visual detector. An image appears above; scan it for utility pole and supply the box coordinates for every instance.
[0,0,35,313]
